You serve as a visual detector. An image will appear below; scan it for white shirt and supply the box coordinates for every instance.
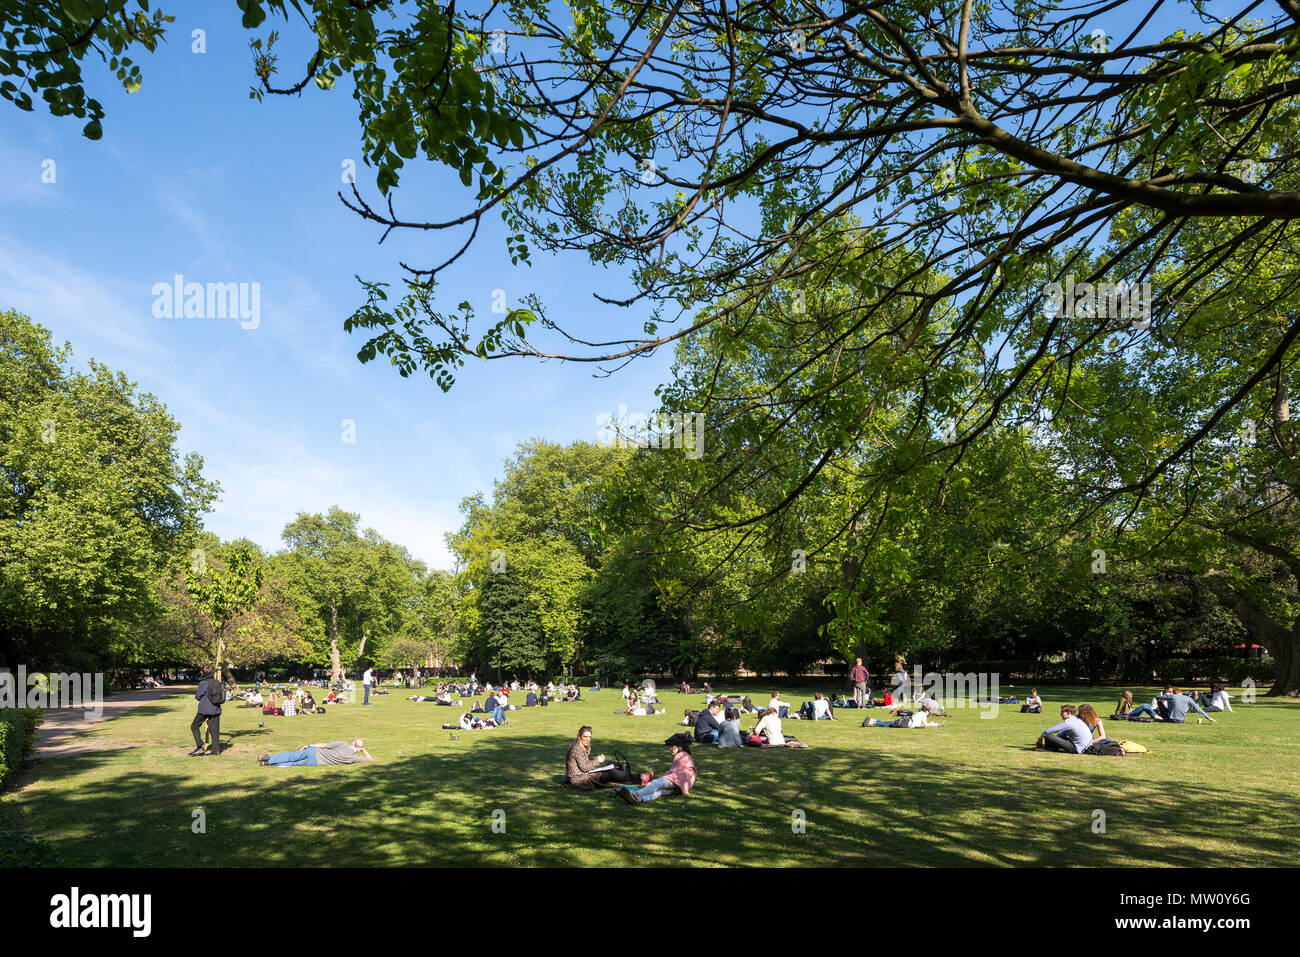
[767,697,783,711]
[1212,690,1233,712]
[755,712,785,746]
[812,698,831,718]
[623,686,630,699]
[362,669,373,686]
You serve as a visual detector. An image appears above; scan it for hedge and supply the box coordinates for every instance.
[1140,657,1275,686]
[0,708,42,790]
[944,658,1274,686]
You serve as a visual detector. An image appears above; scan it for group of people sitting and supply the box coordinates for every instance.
[237,686,325,715]
[620,686,664,715]
[1113,685,1227,722]
[685,699,810,748]
[564,725,696,807]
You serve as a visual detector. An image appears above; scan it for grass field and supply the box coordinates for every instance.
[3,683,1298,867]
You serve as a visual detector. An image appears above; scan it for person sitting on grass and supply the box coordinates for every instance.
[565,725,634,789]
[694,701,723,743]
[1077,704,1106,746]
[1123,687,1169,720]
[1021,689,1043,714]
[259,739,372,767]
[1113,690,1134,718]
[812,691,836,720]
[625,690,642,715]
[1035,705,1092,753]
[1155,689,1217,724]
[1196,682,1234,714]
[716,707,745,748]
[618,740,696,804]
[300,690,316,713]
[241,690,264,709]
[766,692,790,718]
[749,707,810,747]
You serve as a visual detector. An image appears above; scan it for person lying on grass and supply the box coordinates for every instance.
[259,739,372,766]
[862,710,943,728]
[618,740,695,805]
[566,725,635,790]
[452,712,498,730]
[408,692,456,704]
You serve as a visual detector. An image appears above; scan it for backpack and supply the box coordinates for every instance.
[685,709,700,727]
[206,679,226,706]
[1084,738,1126,756]
[1115,739,1149,753]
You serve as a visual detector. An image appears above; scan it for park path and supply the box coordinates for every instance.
[34,685,191,758]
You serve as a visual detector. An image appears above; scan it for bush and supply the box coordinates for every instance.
[0,708,42,790]
[0,824,65,867]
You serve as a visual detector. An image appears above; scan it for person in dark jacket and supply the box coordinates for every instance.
[190,665,223,756]
[693,701,722,743]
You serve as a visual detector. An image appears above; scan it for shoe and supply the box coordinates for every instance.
[618,786,641,805]
[258,754,270,765]
[188,747,206,756]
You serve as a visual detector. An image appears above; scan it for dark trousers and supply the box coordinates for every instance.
[1040,732,1076,753]
[191,712,221,751]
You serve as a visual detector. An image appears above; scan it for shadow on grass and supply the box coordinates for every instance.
[8,731,1299,867]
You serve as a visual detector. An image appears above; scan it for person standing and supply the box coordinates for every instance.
[362,666,374,706]
[850,657,870,708]
[891,656,909,705]
[189,665,223,756]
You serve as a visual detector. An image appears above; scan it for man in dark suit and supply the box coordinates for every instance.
[189,665,223,756]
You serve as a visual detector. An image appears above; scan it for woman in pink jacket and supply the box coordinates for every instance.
[618,741,696,805]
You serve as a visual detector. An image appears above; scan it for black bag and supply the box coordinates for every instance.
[316,706,326,714]
[206,679,226,706]
[1084,739,1126,756]
[612,749,634,777]
[664,731,693,748]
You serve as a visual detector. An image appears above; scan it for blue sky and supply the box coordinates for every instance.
[0,9,673,571]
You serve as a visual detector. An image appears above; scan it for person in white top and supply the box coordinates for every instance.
[766,693,787,717]
[811,692,835,720]
[362,667,374,706]
[622,683,631,702]
[755,708,785,745]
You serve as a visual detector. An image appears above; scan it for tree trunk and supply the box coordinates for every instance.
[329,603,342,684]
[357,627,370,662]
[214,628,225,683]
[1203,571,1298,696]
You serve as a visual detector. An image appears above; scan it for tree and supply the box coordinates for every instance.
[0,309,217,670]
[280,508,371,683]
[473,571,546,679]
[157,536,311,675]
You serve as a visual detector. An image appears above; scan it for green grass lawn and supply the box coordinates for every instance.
[3,683,1298,866]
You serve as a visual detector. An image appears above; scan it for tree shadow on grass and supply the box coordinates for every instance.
[5,732,1298,867]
